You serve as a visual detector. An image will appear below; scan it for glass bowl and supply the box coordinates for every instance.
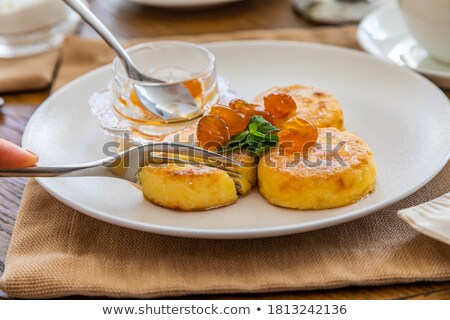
[90,41,239,143]
[90,76,236,143]
[111,41,220,124]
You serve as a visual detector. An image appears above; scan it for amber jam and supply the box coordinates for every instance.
[112,41,219,126]
[196,93,319,154]
[278,117,318,153]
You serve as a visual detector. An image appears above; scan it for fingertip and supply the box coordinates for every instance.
[0,139,39,168]
[24,149,39,167]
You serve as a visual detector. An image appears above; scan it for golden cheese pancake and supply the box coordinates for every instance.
[139,164,238,211]
[229,151,258,195]
[258,128,376,210]
[163,124,257,195]
[252,85,345,130]
[139,125,257,211]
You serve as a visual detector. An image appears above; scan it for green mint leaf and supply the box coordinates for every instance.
[264,133,279,142]
[252,131,267,139]
[249,116,280,134]
[253,135,267,143]
[253,133,278,143]
[230,130,249,144]
[258,122,280,134]
[246,134,255,145]
[248,123,258,135]
[219,115,280,158]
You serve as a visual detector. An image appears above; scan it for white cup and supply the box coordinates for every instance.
[398,0,450,64]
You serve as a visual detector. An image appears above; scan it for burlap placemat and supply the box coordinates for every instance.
[0,50,59,94]
[1,26,450,299]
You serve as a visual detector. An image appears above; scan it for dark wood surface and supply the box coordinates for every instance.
[1,0,450,299]
[81,0,313,40]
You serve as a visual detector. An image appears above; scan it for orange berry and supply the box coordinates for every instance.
[209,105,249,136]
[229,99,252,115]
[249,104,275,124]
[278,117,318,153]
[229,99,275,124]
[196,115,230,150]
[264,93,297,120]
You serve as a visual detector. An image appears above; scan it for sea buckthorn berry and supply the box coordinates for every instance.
[209,105,249,136]
[196,115,231,150]
[278,117,318,153]
[229,99,252,115]
[183,79,203,98]
[264,93,297,120]
[249,104,275,124]
[229,99,275,124]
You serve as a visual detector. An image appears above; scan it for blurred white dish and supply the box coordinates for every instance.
[125,0,243,8]
[0,0,79,58]
[358,3,450,89]
[22,41,450,239]
[398,0,450,64]
[0,0,67,34]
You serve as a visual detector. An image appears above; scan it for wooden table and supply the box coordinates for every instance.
[1,0,449,300]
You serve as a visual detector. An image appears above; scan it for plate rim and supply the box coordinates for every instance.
[24,40,450,239]
[357,2,450,80]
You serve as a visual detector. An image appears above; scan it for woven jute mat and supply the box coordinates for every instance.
[1,26,450,299]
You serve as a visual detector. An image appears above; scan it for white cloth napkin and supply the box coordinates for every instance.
[399,193,450,245]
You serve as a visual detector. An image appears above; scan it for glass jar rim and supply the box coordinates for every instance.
[112,40,216,87]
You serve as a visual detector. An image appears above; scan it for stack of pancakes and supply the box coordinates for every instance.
[139,85,376,211]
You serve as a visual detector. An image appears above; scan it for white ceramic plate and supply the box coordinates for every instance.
[358,2,450,89]
[125,0,243,9]
[22,41,450,239]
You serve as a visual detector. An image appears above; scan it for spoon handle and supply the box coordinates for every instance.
[62,0,144,81]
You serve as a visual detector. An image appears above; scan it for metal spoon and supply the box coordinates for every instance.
[62,0,202,122]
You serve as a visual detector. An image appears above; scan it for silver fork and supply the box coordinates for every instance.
[0,143,242,181]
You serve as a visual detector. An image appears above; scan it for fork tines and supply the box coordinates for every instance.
[147,155,242,178]
[142,142,243,168]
